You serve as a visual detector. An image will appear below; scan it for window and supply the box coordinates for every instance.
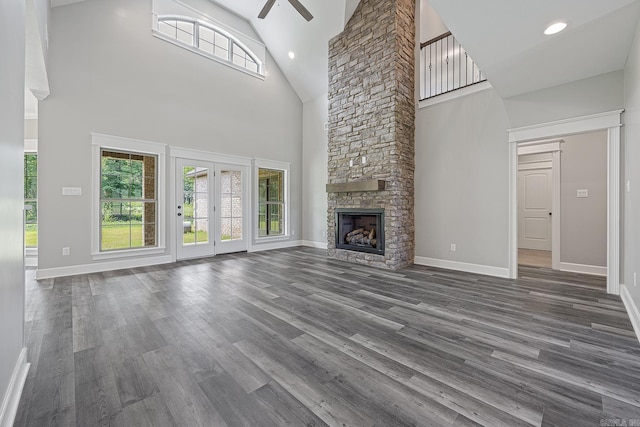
[92,133,166,259]
[258,168,285,237]
[155,16,264,76]
[100,150,157,251]
[24,153,37,248]
[231,42,258,74]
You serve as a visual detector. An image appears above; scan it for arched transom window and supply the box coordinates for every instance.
[156,17,263,76]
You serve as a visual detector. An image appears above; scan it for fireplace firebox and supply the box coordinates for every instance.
[335,208,384,255]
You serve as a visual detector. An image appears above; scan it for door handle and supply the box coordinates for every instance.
[178,213,182,216]
[549,212,552,216]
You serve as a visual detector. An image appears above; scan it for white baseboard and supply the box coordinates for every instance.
[249,239,303,253]
[621,284,640,344]
[414,256,510,278]
[35,255,173,280]
[559,262,607,276]
[302,240,328,249]
[0,348,29,427]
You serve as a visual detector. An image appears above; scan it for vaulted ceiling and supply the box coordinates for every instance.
[214,0,640,101]
[49,0,640,103]
[211,0,360,102]
[429,0,640,98]
[49,0,360,103]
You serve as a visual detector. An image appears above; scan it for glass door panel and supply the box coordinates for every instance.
[176,159,214,260]
[216,164,248,254]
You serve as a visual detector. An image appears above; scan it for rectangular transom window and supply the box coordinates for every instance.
[258,168,284,237]
[100,149,157,251]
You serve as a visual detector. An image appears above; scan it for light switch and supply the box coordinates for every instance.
[62,187,82,196]
[576,189,588,198]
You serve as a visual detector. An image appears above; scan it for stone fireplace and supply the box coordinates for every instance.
[326,0,415,270]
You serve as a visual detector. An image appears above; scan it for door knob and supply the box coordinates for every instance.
[178,213,182,216]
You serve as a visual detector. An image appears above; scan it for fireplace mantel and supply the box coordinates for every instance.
[326,180,386,193]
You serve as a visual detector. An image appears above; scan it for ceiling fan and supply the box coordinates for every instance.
[258,0,314,21]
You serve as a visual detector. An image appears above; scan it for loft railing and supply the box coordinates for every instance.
[419,32,486,100]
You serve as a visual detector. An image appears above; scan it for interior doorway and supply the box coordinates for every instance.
[518,163,552,269]
[508,110,621,294]
[516,139,561,272]
[518,164,553,269]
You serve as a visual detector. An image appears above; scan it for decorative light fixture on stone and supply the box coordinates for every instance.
[258,0,313,21]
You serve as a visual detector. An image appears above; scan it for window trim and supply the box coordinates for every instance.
[253,159,290,243]
[91,133,167,260]
[152,14,265,79]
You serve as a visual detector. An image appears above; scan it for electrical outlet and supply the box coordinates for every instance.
[322,230,327,237]
[62,247,70,256]
[450,244,456,252]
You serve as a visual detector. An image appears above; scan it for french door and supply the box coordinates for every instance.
[215,163,248,254]
[175,158,248,260]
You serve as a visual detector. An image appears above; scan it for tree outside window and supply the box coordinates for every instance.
[24,153,37,247]
[100,150,157,251]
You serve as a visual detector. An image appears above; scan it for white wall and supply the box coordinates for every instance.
[33,0,50,66]
[415,87,511,270]
[0,0,27,423]
[504,70,624,129]
[39,0,302,271]
[420,0,448,43]
[302,94,328,246]
[560,131,607,268]
[623,16,640,325]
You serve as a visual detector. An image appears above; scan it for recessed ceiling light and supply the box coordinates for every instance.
[544,22,567,35]
[288,51,295,59]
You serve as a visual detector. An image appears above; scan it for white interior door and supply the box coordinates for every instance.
[215,163,248,254]
[176,158,215,260]
[518,168,552,251]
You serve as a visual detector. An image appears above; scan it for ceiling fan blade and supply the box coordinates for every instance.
[288,0,313,21]
[258,0,277,19]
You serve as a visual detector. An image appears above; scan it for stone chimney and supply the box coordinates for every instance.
[327,0,415,269]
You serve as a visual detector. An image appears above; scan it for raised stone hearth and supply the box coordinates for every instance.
[326,0,415,270]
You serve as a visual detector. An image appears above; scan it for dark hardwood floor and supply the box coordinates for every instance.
[15,247,640,426]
